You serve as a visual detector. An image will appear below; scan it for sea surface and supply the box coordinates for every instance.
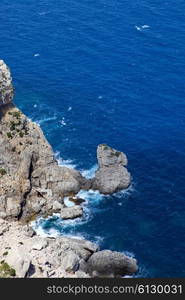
[1,0,185,277]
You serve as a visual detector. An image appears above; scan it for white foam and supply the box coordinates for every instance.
[58,158,77,169]
[81,164,98,179]
[76,189,104,204]
[36,116,57,125]
[123,250,135,258]
[135,26,142,31]
[64,197,75,207]
[92,235,104,245]
[34,53,40,57]
[63,234,86,240]
[55,151,77,169]
[38,11,50,16]
[68,106,72,111]
[142,25,150,29]
[113,182,135,198]
[59,117,67,126]
[135,25,150,31]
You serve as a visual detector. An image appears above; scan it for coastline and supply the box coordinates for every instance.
[0,60,138,278]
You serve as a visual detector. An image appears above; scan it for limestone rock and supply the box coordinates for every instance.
[86,250,138,277]
[61,251,80,273]
[23,225,36,238]
[31,238,48,251]
[0,62,88,221]
[52,201,63,212]
[6,247,31,278]
[0,60,14,106]
[92,144,131,194]
[97,144,128,168]
[61,206,83,220]
[0,104,87,221]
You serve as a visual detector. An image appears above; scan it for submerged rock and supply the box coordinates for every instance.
[92,144,131,194]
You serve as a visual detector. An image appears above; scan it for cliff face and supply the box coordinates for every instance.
[0,61,88,221]
[0,60,14,106]
[0,61,131,222]
[0,104,86,221]
[0,61,137,278]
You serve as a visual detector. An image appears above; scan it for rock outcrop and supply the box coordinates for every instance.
[92,144,131,194]
[0,105,86,222]
[0,220,137,278]
[0,61,138,278]
[61,206,83,220]
[0,60,14,106]
[86,250,138,277]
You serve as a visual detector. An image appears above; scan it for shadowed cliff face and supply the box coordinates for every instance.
[0,60,14,106]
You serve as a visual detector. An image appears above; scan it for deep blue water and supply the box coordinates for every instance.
[1,0,185,277]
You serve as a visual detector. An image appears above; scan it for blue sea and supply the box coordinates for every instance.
[1,0,185,277]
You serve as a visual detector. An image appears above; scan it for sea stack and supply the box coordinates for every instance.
[92,144,131,194]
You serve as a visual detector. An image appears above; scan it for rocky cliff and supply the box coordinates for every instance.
[0,60,137,278]
[0,60,14,105]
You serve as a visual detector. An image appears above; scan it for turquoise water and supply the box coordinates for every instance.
[1,0,185,277]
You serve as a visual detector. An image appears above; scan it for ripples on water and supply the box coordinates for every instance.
[1,0,185,277]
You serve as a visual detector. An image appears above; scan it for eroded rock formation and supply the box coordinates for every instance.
[92,144,131,194]
[0,105,86,222]
[0,61,137,278]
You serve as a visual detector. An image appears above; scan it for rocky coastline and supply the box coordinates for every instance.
[0,60,138,278]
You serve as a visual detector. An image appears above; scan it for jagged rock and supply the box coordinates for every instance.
[0,61,138,279]
[23,225,36,238]
[58,237,99,261]
[0,60,14,106]
[52,200,63,212]
[6,247,31,278]
[86,250,138,277]
[61,251,80,273]
[0,103,87,221]
[68,197,86,205]
[61,206,83,220]
[97,144,128,168]
[32,238,48,251]
[0,221,138,278]
[92,144,131,194]
[0,61,89,221]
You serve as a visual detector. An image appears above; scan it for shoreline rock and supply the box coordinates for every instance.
[0,220,137,278]
[61,206,83,220]
[92,144,131,194]
[0,61,138,278]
